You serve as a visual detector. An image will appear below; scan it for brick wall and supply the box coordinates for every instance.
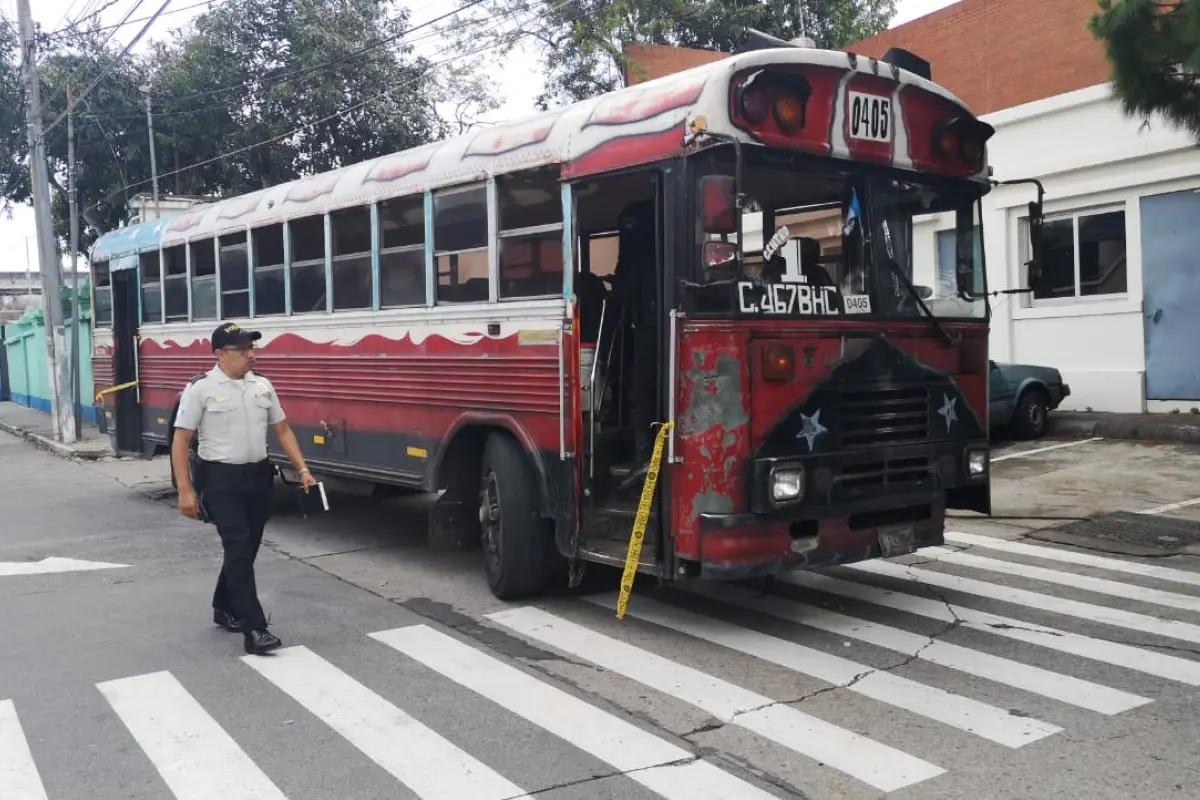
[623,0,1114,115]
[624,43,728,86]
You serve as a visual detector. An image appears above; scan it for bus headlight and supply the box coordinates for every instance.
[966,449,987,477]
[771,467,805,502]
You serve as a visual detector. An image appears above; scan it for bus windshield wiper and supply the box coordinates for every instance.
[883,258,958,347]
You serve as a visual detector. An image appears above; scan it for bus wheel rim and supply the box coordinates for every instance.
[482,469,502,569]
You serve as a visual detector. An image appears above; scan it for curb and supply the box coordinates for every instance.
[0,419,113,460]
[1049,415,1200,445]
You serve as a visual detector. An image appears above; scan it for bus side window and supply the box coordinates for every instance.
[163,246,188,322]
[252,225,286,316]
[218,233,250,319]
[92,260,113,327]
[290,215,327,314]
[331,206,373,312]
[433,185,489,304]
[190,240,217,320]
[140,251,162,324]
[378,195,426,308]
[497,167,564,300]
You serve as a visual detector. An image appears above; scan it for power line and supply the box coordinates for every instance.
[50,0,128,38]
[40,0,148,113]
[95,1,558,208]
[43,0,172,138]
[79,0,509,124]
[47,0,220,40]
[52,0,88,32]
[147,0,491,112]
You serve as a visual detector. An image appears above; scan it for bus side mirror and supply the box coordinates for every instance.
[702,241,738,274]
[701,175,737,234]
[1026,199,1045,283]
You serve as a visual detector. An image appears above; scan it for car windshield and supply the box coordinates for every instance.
[687,145,988,322]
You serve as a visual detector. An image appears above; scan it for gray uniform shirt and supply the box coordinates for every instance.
[175,365,286,464]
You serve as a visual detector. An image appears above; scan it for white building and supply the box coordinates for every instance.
[909,85,1198,414]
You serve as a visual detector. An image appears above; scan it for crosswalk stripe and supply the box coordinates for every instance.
[783,571,1200,686]
[919,546,1200,614]
[584,592,1060,747]
[370,624,782,800]
[679,582,1152,715]
[846,558,1200,646]
[242,646,528,800]
[95,671,287,800]
[488,606,945,794]
[943,531,1200,587]
[0,700,48,800]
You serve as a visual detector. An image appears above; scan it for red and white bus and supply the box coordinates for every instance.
[90,40,1044,599]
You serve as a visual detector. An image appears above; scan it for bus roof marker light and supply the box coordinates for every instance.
[738,72,771,125]
[932,117,995,171]
[773,92,806,132]
[736,70,812,133]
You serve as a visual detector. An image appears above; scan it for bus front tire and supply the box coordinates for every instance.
[479,432,554,600]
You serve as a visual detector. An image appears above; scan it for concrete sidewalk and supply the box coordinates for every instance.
[1049,411,1200,444]
[0,401,112,460]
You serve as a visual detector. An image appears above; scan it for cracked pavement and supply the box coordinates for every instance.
[6,430,1200,799]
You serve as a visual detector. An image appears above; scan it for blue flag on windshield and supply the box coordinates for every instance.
[843,189,861,236]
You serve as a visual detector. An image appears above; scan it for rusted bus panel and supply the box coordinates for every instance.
[254,356,559,412]
[137,326,565,458]
[91,342,116,404]
[670,319,988,569]
[672,325,752,561]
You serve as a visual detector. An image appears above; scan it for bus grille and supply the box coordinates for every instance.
[838,456,932,490]
[839,385,930,447]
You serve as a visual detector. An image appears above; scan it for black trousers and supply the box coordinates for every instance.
[200,459,274,632]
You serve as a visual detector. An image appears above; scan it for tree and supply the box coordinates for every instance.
[35,33,158,250]
[1090,0,1200,137]
[0,21,30,217]
[0,0,498,255]
[146,0,448,198]
[444,0,897,109]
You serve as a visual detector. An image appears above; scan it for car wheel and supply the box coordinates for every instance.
[1010,387,1049,440]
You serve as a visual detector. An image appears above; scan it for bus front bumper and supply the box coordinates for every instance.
[687,441,984,581]
[693,491,947,581]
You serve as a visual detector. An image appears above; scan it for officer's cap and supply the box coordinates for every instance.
[211,322,262,350]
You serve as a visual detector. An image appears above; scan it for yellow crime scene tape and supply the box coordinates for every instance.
[94,380,139,403]
[615,420,673,620]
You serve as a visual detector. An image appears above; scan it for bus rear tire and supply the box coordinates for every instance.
[479,432,554,600]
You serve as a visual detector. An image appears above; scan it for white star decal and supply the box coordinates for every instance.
[797,409,827,450]
[937,393,958,432]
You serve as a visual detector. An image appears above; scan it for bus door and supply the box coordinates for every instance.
[108,266,142,454]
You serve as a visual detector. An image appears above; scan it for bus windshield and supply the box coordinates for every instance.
[688,146,988,322]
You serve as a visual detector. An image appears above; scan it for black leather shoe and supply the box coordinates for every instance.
[212,610,242,632]
[244,629,282,655]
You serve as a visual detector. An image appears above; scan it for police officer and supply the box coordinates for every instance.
[171,322,317,655]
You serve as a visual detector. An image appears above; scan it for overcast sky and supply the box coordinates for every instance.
[2,0,960,272]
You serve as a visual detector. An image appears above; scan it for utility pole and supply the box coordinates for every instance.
[141,83,159,212]
[17,0,76,444]
[68,86,82,437]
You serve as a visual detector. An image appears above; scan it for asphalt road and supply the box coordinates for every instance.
[3,429,1200,799]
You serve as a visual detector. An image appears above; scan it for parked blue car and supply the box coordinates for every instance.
[989,360,1070,440]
